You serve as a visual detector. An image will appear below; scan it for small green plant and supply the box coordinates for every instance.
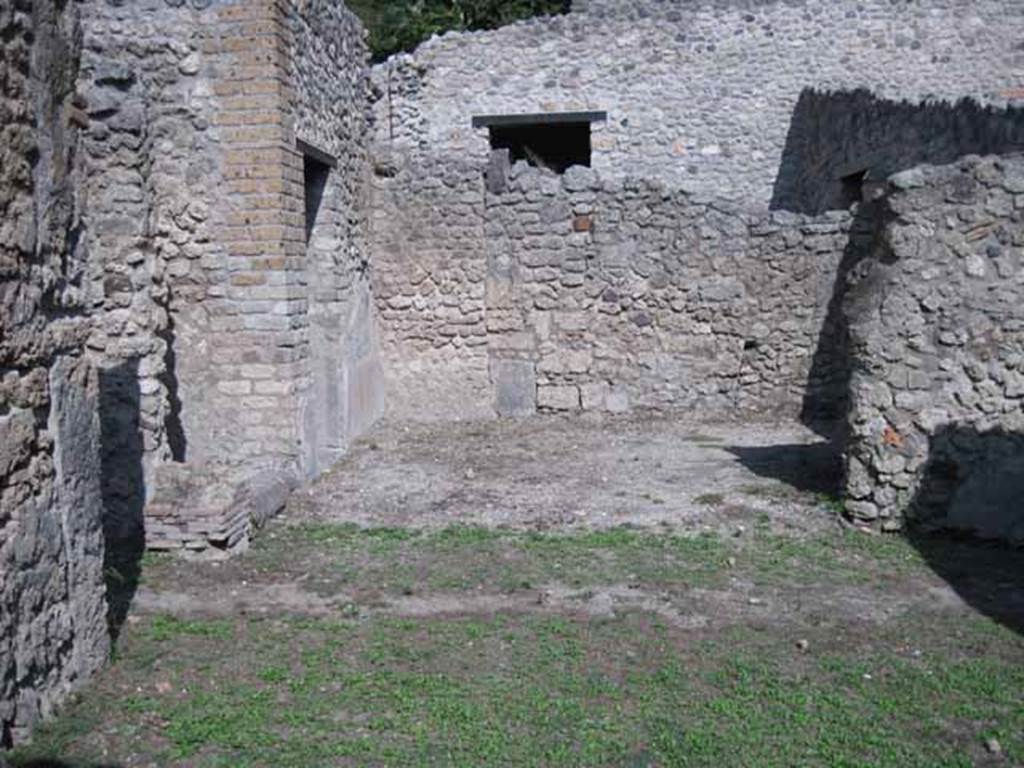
[694,493,725,507]
[817,493,846,515]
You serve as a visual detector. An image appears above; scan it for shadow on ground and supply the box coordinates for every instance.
[907,532,1024,637]
[724,423,1024,636]
[903,424,1024,637]
[723,441,842,495]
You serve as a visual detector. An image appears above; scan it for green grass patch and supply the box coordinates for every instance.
[12,608,1023,767]
[146,615,234,643]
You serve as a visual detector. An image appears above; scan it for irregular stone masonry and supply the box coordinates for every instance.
[372,0,1023,205]
[484,161,854,419]
[843,154,1024,541]
[370,151,492,421]
[2,0,380,743]
[771,89,1024,214]
[76,0,381,531]
[1,0,109,746]
[369,0,1024,421]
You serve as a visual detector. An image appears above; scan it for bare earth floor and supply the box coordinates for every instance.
[291,414,843,534]
[11,415,1024,768]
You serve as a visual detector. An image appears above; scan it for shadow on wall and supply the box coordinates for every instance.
[798,199,888,434]
[903,425,1024,636]
[770,88,1024,215]
[97,361,146,645]
[777,90,1024,434]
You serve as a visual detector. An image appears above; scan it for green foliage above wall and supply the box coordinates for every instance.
[347,0,571,61]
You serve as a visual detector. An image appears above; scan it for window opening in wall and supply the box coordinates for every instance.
[298,139,336,243]
[472,111,607,175]
[840,168,868,209]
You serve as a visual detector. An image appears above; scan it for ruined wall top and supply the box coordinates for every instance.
[372,0,1024,208]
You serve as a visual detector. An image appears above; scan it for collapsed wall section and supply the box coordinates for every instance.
[1,0,108,745]
[844,155,1024,539]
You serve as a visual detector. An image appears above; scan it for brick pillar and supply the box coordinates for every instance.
[205,0,309,472]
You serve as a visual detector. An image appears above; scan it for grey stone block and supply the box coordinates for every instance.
[492,359,537,418]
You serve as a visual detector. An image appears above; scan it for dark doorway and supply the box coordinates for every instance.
[297,139,337,243]
[303,155,330,242]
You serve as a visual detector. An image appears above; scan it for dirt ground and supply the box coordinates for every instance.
[290,413,842,535]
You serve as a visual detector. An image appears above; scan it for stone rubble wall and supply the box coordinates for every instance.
[3,0,378,738]
[0,0,109,745]
[844,155,1024,538]
[78,0,228,538]
[371,0,1022,207]
[371,151,857,422]
[368,0,1024,420]
[370,151,492,421]
[70,0,380,550]
[485,162,853,419]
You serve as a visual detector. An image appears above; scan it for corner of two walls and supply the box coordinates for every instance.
[79,0,384,496]
[363,0,1024,428]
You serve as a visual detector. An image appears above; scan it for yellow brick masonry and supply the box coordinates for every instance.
[204,0,310,466]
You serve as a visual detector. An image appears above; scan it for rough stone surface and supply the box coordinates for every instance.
[1,0,382,743]
[843,155,1024,537]
[0,0,109,746]
[7,0,1024,748]
[485,164,855,419]
[74,0,383,538]
[370,153,492,421]
[291,0,385,476]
